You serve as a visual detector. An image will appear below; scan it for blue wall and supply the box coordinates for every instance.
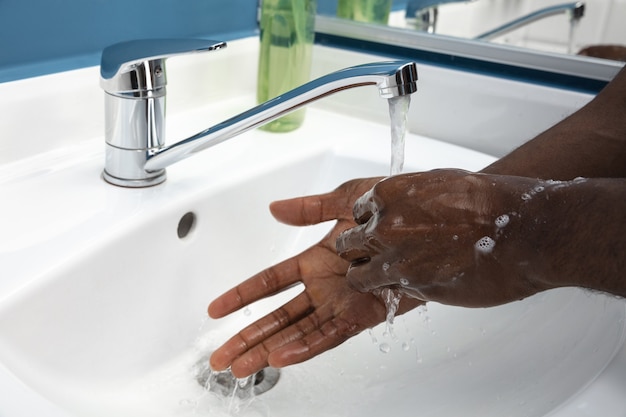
[0,0,410,83]
[0,0,258,83]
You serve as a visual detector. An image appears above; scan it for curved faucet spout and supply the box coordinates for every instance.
[101,52,418,188]
[144,61,418,175]
[475,2,585,41]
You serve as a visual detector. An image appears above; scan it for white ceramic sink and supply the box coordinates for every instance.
[1,37,625,417]
[0,104,624,417]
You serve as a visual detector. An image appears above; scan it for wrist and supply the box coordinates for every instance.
[516,177,626,296]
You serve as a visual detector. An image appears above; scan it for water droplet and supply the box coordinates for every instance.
[533,185,545,193]
[368,329,378,344]
[452,235,459,241]
[382,262,390,272]
[379,342,391,353]
[521,193,532,201]
[400,278,409,286]
[402,341,411,351]
[375,288,402,342]
[243,307,251,316]
[238,376,252,388]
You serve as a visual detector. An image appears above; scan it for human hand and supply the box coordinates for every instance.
[337,169,553,308]
[208,177,424,378]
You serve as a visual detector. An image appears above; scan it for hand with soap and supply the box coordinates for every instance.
[208,177,424,378]
[337,169,626,307]
[337,169,552,307]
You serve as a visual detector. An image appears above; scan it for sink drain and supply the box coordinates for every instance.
[194,355,280,398]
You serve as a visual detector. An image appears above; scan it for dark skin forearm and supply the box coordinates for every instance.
[528,177,626,297]
[419,67,626,300]
[479,67,626,297]
[483,66,626,179]
[338,171,626,305]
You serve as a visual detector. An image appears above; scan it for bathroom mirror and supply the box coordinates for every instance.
[315,0,625,83]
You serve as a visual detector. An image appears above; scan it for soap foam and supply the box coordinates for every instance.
[494,214,510,228]
[474,236,496,254]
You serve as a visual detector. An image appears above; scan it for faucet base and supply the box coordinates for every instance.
[103,143,167,187]
[102,170,167,188]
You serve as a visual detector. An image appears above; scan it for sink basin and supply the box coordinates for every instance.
[0,104,624,417]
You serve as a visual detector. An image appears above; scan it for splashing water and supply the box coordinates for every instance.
[379,287,402,328]
[388,95,411,176]
[370,96,410,338]
[200,368,256,414]
[372,287,403,353]
[362,94,418,358]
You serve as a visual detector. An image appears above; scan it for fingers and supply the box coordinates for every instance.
[208,256,302,319]
[263,295,427,370]
[211,294,337,378]
[338,225,397,293]
[266,296,427,370]
[270,178,383,227]
[345,258,386,293]
[267,316,360,369]
[269,192,346,227]
[335,224,373,263]
[210,290,316,375]
[351,188,375,224]
[335,186,381,262]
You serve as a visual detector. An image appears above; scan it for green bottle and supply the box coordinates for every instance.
[337,0,392,25]
[257,0,317,132]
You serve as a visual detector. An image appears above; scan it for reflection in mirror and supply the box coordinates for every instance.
[318,0,626,61]
[336,0,394,24]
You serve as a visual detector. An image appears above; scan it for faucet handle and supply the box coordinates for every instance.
[100,38,227,96]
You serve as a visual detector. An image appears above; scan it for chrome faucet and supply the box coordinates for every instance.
[474,2,585,42]
[100,39,418,188]
[407,1,585,49]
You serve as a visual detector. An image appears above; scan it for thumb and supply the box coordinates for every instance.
[270,177,383,227]
[269,192,345,227]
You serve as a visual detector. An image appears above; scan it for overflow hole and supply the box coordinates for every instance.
[177,212,196,239]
